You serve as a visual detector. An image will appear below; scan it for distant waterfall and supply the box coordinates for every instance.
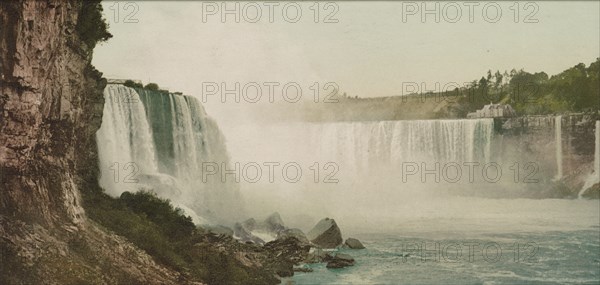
[226,119,495,182]
[310,119,494,172]
[224,118,495,218]
[96,84,242,224]
[555,116,563,180]
[579,120,600,198]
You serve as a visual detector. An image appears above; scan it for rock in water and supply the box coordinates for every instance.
[305,250,333,263]
[262,237,312,277]
[326,253,355,269]
[344,238,365,249]
[307,218,343,248]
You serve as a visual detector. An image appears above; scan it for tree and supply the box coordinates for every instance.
[76,0,113,49]
[550,62,594,111]
[124,80,143,89]
[145,83,160,91]
[479,76,488,88]
[503,70,510,85]
[587,58,600,111]
[494,70,503,88]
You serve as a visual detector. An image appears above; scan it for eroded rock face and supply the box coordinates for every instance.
[277,228,310,244]
[234,213,290,244]
[0,2,189,284]
[307,218,343,248]
[0,216,186,285]
[233,222,265,245]
[0,0,104,226]
[262,237,312,277]
[582,183,600,199]
[264,212,285,232]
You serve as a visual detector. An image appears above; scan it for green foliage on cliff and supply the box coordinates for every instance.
[84,191,190,269]
[452,58,600,116]
[144,83,160,91]
[120,191,195,241]
[123,80,143,89]
[82,189,278,284]
[76,0,112,49]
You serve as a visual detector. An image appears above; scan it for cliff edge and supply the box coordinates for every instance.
[0,1,190,283]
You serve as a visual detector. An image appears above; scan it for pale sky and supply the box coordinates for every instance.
[93,1,600,122]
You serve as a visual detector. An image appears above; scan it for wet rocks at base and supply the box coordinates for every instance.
[201,213,365,279]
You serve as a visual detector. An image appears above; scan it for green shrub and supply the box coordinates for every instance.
[145,83,160,91]
[76,0,112,49]
[124,80,143,89]
[81,188,277,284]
[120,191,195,241]
[83,190,189,270]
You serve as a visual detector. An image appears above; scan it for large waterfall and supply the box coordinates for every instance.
[225,119,496,221]
[227,119,495,176]
[96,84,242,224]
[309,119,494,170]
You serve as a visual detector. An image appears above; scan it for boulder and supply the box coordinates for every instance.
[233,222,264,245]
[344,238,365,249]
[241,218,257,231]
[326,253,355,269]
[264,237,312,265]
[264,212,286,233]
[277,228,309,244]
[305,250,333,263]
[261,236,312,278]
[307,218,343,248]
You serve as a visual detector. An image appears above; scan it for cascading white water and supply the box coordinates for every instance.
[227,119,494,175]
[96,84,242,224]
[96,85,159,196]
[309,119,494,173]
[555,115,563,180]
[225,118,495,223]
[579,120,600,198]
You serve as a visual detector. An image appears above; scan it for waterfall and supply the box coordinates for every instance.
[555,116,563,180]
[96,85,159,196]
[96,84,242,224]
[226,118,495,184]
[225,118,495,220]
[311,119,494,170]
[579,120,600,198]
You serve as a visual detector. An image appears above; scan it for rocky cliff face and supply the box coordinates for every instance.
[0,3,301,284]
[497,114,600,197]
[0,0,103,225]
[0,1,190,283]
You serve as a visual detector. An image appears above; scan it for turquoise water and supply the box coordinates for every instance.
[288,230,599,284]
[281,198,600,285]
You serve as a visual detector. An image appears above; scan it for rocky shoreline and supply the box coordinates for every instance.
[203,213,366,279]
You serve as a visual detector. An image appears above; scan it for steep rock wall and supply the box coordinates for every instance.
[497,114,600,196]
[0,0,104,225]
[0,1,188,284]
